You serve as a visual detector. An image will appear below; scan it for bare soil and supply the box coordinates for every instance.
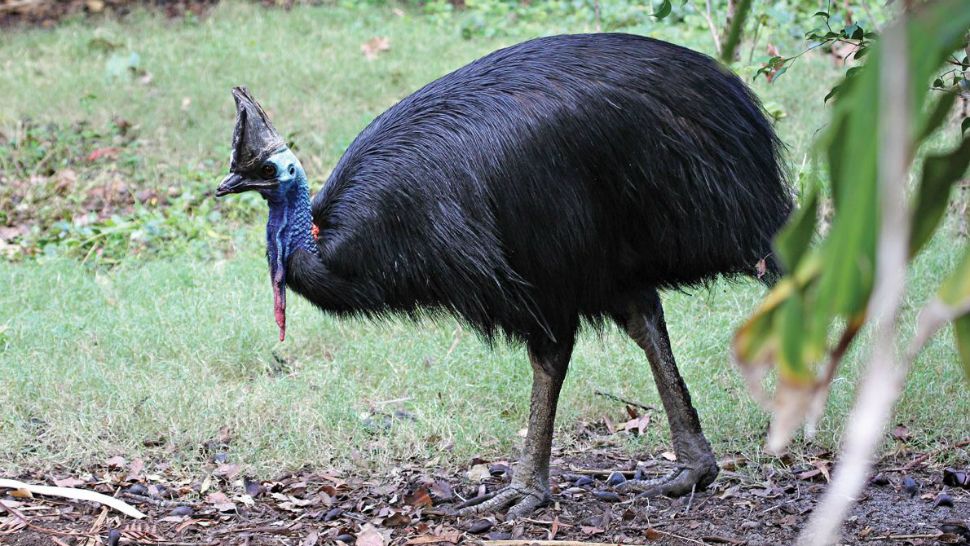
[2,439,968,546]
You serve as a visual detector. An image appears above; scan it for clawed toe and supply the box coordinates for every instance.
[617,462,718,497]
[456,483,549,519]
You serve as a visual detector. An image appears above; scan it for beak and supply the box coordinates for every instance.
[216,172,277,197]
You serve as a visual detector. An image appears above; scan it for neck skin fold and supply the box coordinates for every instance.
[265,152,318,341]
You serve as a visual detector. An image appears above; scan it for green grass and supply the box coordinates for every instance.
[0,3,966,476]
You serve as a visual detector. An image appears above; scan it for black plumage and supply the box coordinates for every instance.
[290,33,790,352]
[220,32,792,517]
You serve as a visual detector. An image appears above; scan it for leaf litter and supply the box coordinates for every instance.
[1,424,967,545]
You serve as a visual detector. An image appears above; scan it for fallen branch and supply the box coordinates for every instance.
[484,530,708,546]
[593,390,656,412]
[122,491,194,508]
[566,468,639,477]
[864,532,943,541]
[0,478,146,519]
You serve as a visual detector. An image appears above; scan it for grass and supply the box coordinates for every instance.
[0,2,967,476]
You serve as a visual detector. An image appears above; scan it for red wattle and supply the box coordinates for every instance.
[273,280,286,342]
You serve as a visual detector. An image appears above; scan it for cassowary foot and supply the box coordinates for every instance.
[617,459,718,497]
[456,482,549,519]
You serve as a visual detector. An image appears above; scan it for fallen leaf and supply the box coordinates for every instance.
[465,464,490,483]
[88,148,120,162]
[406,531,461,546]
[53,477,86,488]
[430,479,453,502]
[126,458,145,481]
[356,523,387,546]
[892,424,910,442]
[105,455,127,469]
[301,530,319,546]
[405,487,432,508]
[214,464,241,480]
[361,37,390,61]
[205,491,236,512]
[660,451,677,461]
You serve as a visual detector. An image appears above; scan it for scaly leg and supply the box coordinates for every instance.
[457,345,570,519]
[616,290,719,496]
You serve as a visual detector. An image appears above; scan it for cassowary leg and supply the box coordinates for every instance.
[616,290,719,496]
[457,345,569,519]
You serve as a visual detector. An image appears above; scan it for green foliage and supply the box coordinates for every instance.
[734,0,970,449]
[0,121,262,263]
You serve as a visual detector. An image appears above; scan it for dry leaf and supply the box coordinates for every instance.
[53,477,86,488]
[205,491,236,512]
[356,524,387,546]
[465,464,490,483]
[361,37,390,61]
[214,463,241,480]
[126,458,145,481]
[405,487,432,508]
[301,530,319,546]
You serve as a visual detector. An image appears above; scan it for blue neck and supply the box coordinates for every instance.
[267,176,318,267]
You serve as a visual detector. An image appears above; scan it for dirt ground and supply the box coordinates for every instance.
[2,437,968,546]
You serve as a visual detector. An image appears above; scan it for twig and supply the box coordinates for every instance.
[884,438,970,471]
[566,468,637,476]
[485,541,657,546]
[121,492,195,508]
[0,478,146,519]
[649,529,707,545]
[864,533,943,541]
[702,0,722,56]
[444,324,463,359]
[119,538,220,546]
[593,390,656,412]
[520,517,574,528]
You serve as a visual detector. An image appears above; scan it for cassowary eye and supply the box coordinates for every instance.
[289,165,295,176]
[261,163,276,178]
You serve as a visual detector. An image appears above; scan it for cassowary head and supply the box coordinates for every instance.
[216,87,315,342]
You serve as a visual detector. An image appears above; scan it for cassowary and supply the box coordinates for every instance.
[217,33,792,518]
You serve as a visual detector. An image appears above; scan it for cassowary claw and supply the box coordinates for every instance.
[616,461,718,497]
[456,483,549,519]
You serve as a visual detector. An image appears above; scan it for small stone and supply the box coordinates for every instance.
[575,476,594,487]
[169,506,193,517]
[902,476,919,497]
[125,484,147,496]
[934,493,954,508]
[592,490,621,502]
[322,507,343,521]
[942,467,968,489]
[606,472,626,486]
[465,519,493,534]
[740,520,760,529]
[869,473,890,486]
